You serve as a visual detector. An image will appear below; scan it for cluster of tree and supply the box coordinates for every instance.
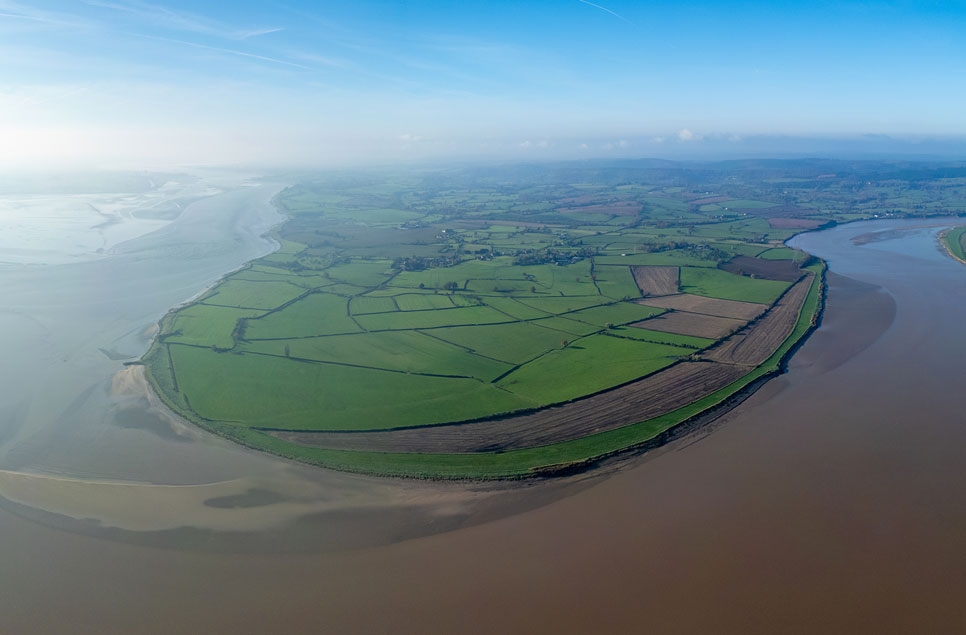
[391,255,462,271]
[512,247,596,266]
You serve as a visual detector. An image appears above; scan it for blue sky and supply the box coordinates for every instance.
[2,0,965,167]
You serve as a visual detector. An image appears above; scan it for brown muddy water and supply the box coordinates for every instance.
[2,207,966,633]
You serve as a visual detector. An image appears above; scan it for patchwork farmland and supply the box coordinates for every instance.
[141,163,844,478]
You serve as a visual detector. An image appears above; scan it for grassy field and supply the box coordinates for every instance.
[496,335,684,403]
[140,162,881,478]
[679,267,790,304]
[941,226,966,262]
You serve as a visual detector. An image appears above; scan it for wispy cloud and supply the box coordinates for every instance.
[132,33,313,70]
[235,27,284,39]
[576,0,634,25]
[0,1,92,28]
[82,0,282,40]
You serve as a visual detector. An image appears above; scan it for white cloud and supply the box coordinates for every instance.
[677,128,700,141]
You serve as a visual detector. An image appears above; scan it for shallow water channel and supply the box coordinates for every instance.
[1,183,964,633]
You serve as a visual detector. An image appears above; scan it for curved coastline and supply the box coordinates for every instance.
[139,192,830,479]
[939,225,966,264]
[130,187,289,355]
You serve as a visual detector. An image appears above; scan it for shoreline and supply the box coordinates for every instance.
[938,225,966,265]
[139,196,828,479]
[133,186,289,344]
[142,203,963,481]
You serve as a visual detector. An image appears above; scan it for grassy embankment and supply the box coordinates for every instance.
[940,226,966,264]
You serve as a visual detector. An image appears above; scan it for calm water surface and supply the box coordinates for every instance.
[1,195,964,633]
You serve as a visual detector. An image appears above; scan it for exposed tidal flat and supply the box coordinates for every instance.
[1,171,966,633]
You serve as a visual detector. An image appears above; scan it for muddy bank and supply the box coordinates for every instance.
[3,240,963,633]
[1,217,965,635]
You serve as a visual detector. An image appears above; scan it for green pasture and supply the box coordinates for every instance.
[348,295,398,314]
[592,265,643,300]
[394,293,458,311]
[354,305,510,331]
[514,295,604,315]
[164,304,266,349]
[564,302,664,328]
[679,267,790,304]
[942,226,966,261]
[427,321,572,365]
[241,330,511,380]
[496,334,684,404]
[609,326,715,349]
[168,344,535,431]
[244,293,360,339]
[201,279,304,310]
[481,296,553,320]
[758,247,802,260]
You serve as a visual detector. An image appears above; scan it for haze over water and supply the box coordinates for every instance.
[1,179,965,633]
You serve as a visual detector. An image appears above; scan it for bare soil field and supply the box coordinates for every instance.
[630,266,679,296]
[637,294,767,320]
[631,311,746,339]
[719,256,804,282]
[767,217,826,229]
[267,360,748,453]
[700,274,813,366]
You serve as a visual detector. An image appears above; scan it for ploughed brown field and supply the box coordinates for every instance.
[720,255,804,281]
[630,265,679,296]
[767,217,827,229]
[700,274,813,366]
[266,273,814,454]
[635,294,767,321]
[631,311,746,339]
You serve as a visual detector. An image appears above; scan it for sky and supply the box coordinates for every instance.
[2,0,966,168]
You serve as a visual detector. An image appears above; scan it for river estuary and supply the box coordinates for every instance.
[0,176,964,633]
